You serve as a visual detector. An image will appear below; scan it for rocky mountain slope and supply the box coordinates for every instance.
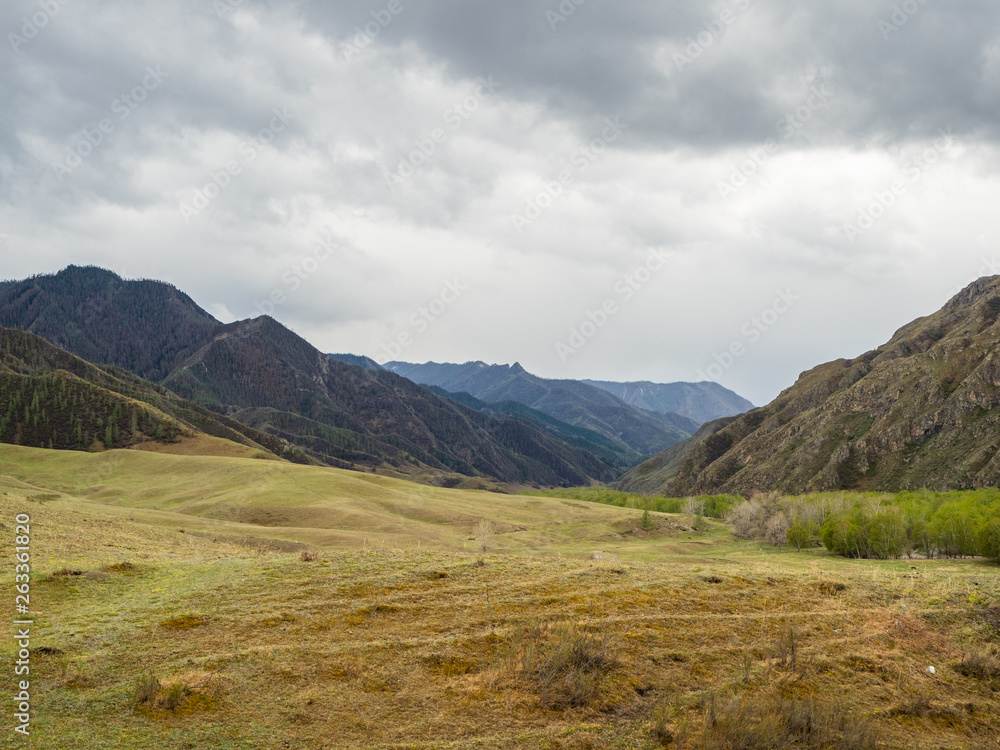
[384,360,697,455]
[619,277,1000,496]
[581,379,753,425]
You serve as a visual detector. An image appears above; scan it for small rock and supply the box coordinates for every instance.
[900,604,909,612]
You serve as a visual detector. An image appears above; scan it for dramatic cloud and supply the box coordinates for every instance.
[2,0,999,404]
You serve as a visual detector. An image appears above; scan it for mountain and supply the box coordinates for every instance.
[427,386,643,474]
[328,353,384,371]
[0,267,627,487]
[623,277,1000,496]
[383,360,695,456]
[0,265,220,381]
[613,417,738,495]
[581,379,753,425]
[162,317,620,485]
[0,326,303,460]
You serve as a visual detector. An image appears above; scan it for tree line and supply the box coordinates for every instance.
[727,489,1000,562]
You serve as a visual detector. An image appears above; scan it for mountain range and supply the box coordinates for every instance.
[381,360,743,455]
[581,379,754,425]
[616,276,1000,496]
[2,266,737,488]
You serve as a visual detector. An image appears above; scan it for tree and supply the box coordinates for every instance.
[786,523,810,552]
[765,513,790,549]
[640,509,654,531]
[475,520,495,553]
[728,500,763,540]
[978,519,1000,562]
[869,511,907,559]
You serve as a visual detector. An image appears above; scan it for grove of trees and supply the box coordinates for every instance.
[727,489,1000,562]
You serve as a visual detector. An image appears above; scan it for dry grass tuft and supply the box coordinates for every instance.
[693,691,879,750]
[133,670,225,712]
[159,615,208,629]
[132,671,160,707]
[817,580,847,595]
[502,621,620,710]
[103,561,141,573]
[956,650,1000,681]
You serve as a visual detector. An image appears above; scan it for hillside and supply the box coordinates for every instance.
[384,360,696,455]
[633,276,1000,497]
[0,326,302,460]
[582,378,754,425]
[429,386,644,473]
[613,416,738,495]
[162,317,621,486]
[0,265,221,381]
[0,268,627,487]
[4,444,1000,750]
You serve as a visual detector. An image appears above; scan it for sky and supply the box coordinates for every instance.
[2,0,1000,406]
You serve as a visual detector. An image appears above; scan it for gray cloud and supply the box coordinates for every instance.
[1,0,999,405]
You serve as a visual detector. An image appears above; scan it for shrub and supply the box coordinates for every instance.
[787,523,811,551]
[133,672,160,707]
[163,681,187,711]
[506,622,619,709]
[697,691,879,750]
[956,650,1000,681]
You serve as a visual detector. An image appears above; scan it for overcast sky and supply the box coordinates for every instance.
[2,0,999,405]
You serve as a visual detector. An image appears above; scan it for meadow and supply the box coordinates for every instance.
[2,444,999,749]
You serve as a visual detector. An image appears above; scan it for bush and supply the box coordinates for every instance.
[956,650,1000,681]
[787,523,811,551]
[133,672,160,706]
[506,622,619,709]
[697,692,879,750]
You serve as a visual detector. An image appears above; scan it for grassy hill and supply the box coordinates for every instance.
[3,444,1000,749]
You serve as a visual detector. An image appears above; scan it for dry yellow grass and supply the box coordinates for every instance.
[1,446,999,749]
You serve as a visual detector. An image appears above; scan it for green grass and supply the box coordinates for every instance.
[3,444,1000,749]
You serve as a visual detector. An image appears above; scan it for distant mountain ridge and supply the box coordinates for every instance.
[617,277,1000,496]
[581,379,753,425]
[384,360,697,456]
[426,386,643,474]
